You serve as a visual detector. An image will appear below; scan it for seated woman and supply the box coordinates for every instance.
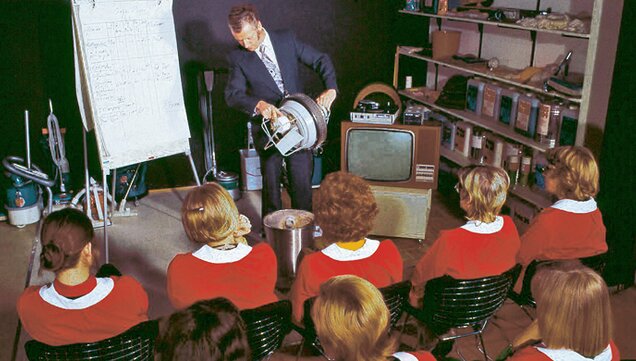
[167,182,277,310]
[289,171,403,323]
[272,275,434,361]
[517,146,607,266]
[156,297,250,361]
[17,208,149,346]
[509,261,620,361]
[410,165,520,307]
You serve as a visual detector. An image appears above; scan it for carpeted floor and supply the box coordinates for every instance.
[1,187,634,361]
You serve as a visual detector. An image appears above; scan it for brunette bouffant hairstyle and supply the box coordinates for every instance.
[314,171,378,245]
[157,298,250,361]
[544,146,599,201]
[456,164,509,223]
[532,261,612,358]
[40,208,94,273]
[312,275,397,361]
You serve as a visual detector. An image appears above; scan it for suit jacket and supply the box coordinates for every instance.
[224,29,338,116]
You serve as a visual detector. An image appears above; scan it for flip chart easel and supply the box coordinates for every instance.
[71,0,200,262]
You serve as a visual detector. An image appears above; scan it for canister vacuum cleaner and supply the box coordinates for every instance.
[3,111,56,227]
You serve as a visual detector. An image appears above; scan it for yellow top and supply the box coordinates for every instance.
[335,239,366,251]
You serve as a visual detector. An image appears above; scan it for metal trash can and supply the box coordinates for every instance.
[263,209,315,290]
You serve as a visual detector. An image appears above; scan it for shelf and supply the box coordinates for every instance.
[440,147,471,167]
[440,147,552,208]
[509,184,552,209]
[399,88,550,152]
[398,10,590,39]
[397,47,582,103]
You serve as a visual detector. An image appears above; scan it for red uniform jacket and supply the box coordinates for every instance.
[17,275,148,346]
[290,239,403,323]
[410,215,521,305]
[517,198,607,266]
[167,242,278,310]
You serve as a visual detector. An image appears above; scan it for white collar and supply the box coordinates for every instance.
[192,243,252,264]
[460,216,504,234]
[321,238,380,261]
[39,277,114,310]
[537,344,612,361]
[392,351,418,361]
[551,198,597,214]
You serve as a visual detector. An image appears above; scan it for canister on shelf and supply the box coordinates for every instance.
[519,155,532,187]
[466,77,485,115]
[504,142,522,186]
[454,121,473,158]
[536,98,563,148]
[470,128,486,164]
[515,93,540,139]
[481,81,502,122]
[499,86,520,127]
[559,104,580,146]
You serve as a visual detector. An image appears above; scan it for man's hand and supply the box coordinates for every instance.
[316,88,337,110]
[256,100,283,120]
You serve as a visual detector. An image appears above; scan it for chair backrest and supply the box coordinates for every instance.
[24,320,158,361]
[240,299,292,361]
[518,254,607,307]
[421,265,520,334]
[300,280,411,354]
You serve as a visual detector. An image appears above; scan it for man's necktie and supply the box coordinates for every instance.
[259,44,285,94]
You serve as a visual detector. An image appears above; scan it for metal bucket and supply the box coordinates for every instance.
[263,209,315,290]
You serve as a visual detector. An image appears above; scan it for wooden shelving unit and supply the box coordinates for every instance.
[394,1,623,209]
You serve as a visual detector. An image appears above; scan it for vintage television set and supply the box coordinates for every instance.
[340,121,440,190]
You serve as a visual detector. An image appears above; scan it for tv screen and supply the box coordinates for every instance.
[346,129,414,182]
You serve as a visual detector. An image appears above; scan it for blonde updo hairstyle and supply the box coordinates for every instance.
[532,261,612,358]
[457,165,510,223]
[181,183,240,246]
[545,146,599,201]
[40,208,95,273]
[311,275,396,361]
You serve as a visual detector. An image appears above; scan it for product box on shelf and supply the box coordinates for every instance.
[441,117,457,151]
[499,86,520,128]
[454,121,472,158]
[483,133,504,167]
[515,93,540,139]
[559,105,580,146]
[481,82,502,122]
[508,197,539,234]
[466,78,485,115]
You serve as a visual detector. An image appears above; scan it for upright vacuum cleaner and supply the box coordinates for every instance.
[200,68,240,200]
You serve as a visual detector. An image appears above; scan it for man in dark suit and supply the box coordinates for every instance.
[225,4,338,223]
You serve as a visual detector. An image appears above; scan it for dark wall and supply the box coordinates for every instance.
[597,1,636,287]
[0,0,430,189]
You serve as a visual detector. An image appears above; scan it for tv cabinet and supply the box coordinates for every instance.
[392,0,622,212]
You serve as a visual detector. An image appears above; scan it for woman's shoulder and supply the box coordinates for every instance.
[249,242,276,258]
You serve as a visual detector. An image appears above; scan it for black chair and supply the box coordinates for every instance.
[240,300,292,361]
[509,254,607,312]
[24,320,158,361]
[296,280,411,356]
[404,265,521,361]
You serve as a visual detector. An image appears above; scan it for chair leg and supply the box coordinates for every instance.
[478,333,488,361]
